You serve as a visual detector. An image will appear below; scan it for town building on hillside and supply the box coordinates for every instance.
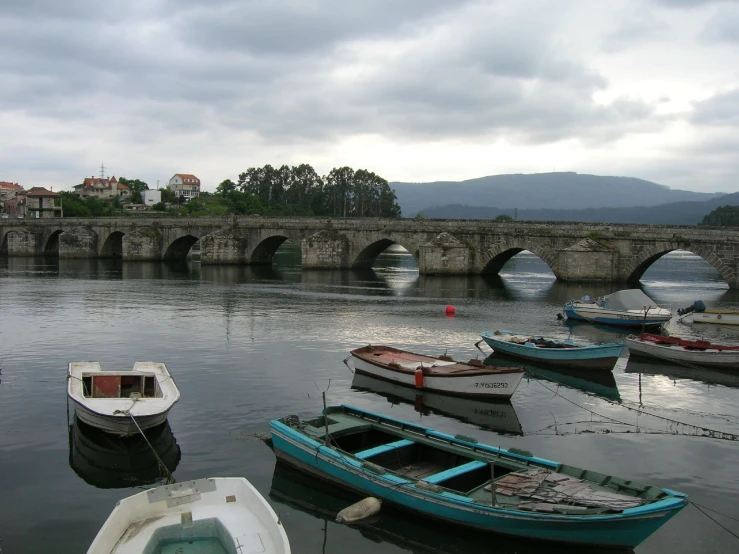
[1,181,26,217]
[142,189,161,206]
[26,187,63,218]
[74,176,130,200]
[167,174,200,201]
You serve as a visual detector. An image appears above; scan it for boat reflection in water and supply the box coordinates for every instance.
[484,354,622,402]
[625,359,739,390]
[351,372,522,435]
[69,416,181,489]
[269,462,628,554]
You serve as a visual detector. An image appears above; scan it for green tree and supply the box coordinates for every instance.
[60,192,92,217]
[216,179,237,197]
[495,214,513,221]
[119,177,149,204]
[152,202,166,211]
[160,188,176,204]
[701,205,739,226]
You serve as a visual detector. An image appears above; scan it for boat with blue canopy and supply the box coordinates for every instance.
[480,330,624,371]
[270,405,687,549]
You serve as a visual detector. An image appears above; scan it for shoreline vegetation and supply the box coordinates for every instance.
[60,164,402,219]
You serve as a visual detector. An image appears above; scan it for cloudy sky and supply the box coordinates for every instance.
[1,0,738,193]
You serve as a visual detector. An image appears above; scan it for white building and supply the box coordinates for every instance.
[167,174,201,201]
[142,189,161,206]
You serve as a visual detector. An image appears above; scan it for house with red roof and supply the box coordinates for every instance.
[1,181,26,217]
[26,187,63,218]
[73,176,130,200]
[168,174,201,202]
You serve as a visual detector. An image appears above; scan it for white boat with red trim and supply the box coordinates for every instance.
[624,333,739,370]
[348,345,524,399]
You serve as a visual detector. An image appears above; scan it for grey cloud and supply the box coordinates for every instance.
[602,10,670,52]
[700,5,739,42]
[691,88,739,126]
[177,0,456,56]
[652,0,729,7]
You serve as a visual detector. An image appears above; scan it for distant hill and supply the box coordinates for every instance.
[419,191,739,225]
[390,172,723,217]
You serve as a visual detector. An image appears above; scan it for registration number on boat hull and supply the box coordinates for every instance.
[474,382,509,389]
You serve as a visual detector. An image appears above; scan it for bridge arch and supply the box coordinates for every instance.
[100,231,124,258]
[623,244,734,285]
[163,235,199,261]
[479,240,558,276]
[250,235,291,265]
[352,238,419,270]
[0,232,7,255]
[44,230,63,256]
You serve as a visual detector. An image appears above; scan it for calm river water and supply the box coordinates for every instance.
[1,247,739,553]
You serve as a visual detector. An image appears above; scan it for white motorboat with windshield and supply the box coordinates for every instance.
[563,289,671,328]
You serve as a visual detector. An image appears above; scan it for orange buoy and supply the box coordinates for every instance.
[414,368,424,388]
[445,305,456,316]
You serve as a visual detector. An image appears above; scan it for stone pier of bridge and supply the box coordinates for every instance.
[1,216,738,287]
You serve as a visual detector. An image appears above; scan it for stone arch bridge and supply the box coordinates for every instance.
[1,216,738,287]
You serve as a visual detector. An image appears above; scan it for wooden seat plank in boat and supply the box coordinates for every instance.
[355,439,414,460]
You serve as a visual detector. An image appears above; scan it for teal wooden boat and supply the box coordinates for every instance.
[480,330,624,371]
[270,405,687,549]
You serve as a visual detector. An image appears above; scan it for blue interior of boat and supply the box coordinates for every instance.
[143,517,234,554]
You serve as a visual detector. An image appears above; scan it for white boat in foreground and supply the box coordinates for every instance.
[564,289,671,328]
[68,361,180,436]
[88,477,291,554]
[625,333,739,370]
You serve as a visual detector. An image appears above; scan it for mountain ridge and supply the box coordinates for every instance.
[390,172,723,217]
[417,191,739,225]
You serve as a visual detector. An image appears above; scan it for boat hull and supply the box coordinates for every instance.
[270,422,684,549]
[480,334,622,371]
[351,356,523,399]
[565,306,671,328]
[72,399,172,436]
[625,338,739,370]
[692,312,739,325]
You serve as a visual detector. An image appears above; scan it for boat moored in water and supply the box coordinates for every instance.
[348,345,524,399]
[87,477,291,553]
[678,300,739,326]
[480,330,623,371]
[625,333,739,370]
[270,405,688,549]
[67,361,180,436]
[563,289,671,328]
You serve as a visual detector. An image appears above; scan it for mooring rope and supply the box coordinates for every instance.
[526,369,739,442]
[691,501,739,541]
[123,410,176,484]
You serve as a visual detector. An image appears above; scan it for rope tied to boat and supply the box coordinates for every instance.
[526,369,739,442]
[691,501,739,542]
[114,402,176,485]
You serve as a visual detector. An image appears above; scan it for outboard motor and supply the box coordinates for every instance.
[677,300,706,316]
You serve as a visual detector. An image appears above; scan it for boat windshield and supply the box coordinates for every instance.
[601,290,657,311]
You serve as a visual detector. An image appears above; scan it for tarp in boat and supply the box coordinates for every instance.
[601,289,658,311]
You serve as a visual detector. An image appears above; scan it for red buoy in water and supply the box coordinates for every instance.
[445,305,456,316]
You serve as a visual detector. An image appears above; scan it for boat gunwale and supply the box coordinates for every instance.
[350,346,525,377]
[480,331,624,351]
[270,416,687,522]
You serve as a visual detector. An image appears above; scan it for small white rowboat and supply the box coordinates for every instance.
[68,361,180,436]
[625,334,739,370]
[87,477,291,553]
[348,345,524,399]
